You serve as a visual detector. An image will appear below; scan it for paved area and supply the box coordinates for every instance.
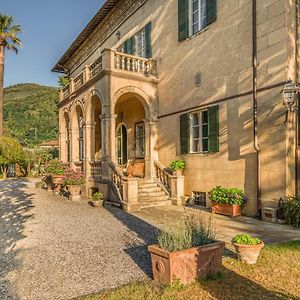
[0,179,157,300]
[133,206,300,245]
[0,178,299,300]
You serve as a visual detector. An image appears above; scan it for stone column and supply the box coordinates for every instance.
[122,178,140,211]
[59,131,67,162]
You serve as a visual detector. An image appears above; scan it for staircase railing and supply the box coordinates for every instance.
[108,161,126,202]
[154,161,172,194]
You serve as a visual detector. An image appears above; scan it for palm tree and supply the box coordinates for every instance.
[0,14,22,136]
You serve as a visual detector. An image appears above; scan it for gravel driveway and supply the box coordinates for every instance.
[0,179,157,300]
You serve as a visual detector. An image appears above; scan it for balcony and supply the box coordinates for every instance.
[60,49,157,101]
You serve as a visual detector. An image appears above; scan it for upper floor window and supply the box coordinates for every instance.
[178,0,217,41]
[119,22,152,58]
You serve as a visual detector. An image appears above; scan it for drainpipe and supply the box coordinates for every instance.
[295,0,299,195]
[252,0,261,218]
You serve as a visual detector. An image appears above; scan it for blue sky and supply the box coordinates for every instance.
[1,0,105,87]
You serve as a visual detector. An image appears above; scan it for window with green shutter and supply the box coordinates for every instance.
[180,113,190,154]
[178,0,217,40]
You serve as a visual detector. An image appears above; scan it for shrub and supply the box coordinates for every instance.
[169,160,186,172]
[209,186,245,206]
[45,160,67,175]
[63,169,85,186]
[158,213,215,252]
[284,196,300,228]
[233,234,262,245]
[92,192,103,201]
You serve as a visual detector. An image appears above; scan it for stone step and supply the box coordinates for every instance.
[138,187,162,193]
[138,183,158,189]
[139,198,172,209]
[138,191,167,198]
[139,195,170,202]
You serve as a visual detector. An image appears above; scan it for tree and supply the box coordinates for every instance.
[0,14,22,136]
[0,136,26,179]
[58,75,69,87]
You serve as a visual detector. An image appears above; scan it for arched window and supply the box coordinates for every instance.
[79,117,84,161]
[116,124,127,165]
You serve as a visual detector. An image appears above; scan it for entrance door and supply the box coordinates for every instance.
[117,124,128,165]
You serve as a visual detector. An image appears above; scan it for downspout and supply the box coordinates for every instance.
[295,0,299,195]
[252,0,261,218]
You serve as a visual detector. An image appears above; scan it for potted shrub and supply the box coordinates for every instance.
[148,214,225,285]
[209,186,245,218]
[63,168,85,201]
[169,159,186,176]
[90,192,104,207]
[284,195,300,228]
[232,234,264,264]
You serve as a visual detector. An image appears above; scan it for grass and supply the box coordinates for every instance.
[79,240,300,300]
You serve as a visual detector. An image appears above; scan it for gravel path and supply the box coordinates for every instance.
[0,178,157,300]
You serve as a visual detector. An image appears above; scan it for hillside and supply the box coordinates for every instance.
[4,83,59,147]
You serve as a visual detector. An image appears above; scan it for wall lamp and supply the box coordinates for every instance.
[281,81,299,112]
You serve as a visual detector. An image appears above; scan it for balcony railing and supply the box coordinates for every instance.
[60,49,157,101]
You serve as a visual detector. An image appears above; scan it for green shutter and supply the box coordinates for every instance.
[208,105,219,153]
[124,39,129,54]
[180,113,190,154]
[145,22,152,58]
[178,0,189,41]
[206,0,217,25]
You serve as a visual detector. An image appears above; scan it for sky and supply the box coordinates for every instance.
[1,0,105,88]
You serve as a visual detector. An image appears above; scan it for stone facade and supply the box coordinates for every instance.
[55,0,299,216]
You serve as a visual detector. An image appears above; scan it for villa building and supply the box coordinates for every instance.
[53,0,300,216]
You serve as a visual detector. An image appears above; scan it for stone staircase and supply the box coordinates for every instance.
[138,179,172,209]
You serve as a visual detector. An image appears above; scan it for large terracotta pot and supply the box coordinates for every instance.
[148,241,225,285]
[232,242,264,264]
[67,185,81,201]
[51,174,64,192]
[211,202,241,218]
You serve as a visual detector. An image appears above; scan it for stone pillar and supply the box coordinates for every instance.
[71,127,79,165]
[59,131,67,162]
[101,48,115,70]
[122,178,140,211]
[84,122,95,178]
[84,65,90,83]
[170,175,185,206]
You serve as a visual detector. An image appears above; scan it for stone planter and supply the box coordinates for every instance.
[211,202,241,218]
[148,241,225,285]
[232,242,264,264]
[67,185,81,201]
[173,170,183,176]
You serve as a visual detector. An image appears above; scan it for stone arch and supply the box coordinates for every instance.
[84,89,105,123]
[112,86,154,120]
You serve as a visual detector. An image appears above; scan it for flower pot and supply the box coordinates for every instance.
[51,175,64,192]
[232,242,264,264]
[148,241,225,285]
[67,185,81,201]
[90,200,103,207]
[211,202,241,218]
[173,170,183,177]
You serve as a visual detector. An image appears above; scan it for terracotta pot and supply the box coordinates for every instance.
[51,175,64,192]
[67,185,81,201]
[211,202,241,218]
[148,241,225,285]
[232,242,264,264]
[173,170,183,176]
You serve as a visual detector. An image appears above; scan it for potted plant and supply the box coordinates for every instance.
[63,168,85,201]
[232,234,264,264]
[90,192,104,207]
[148,214,225,285]
[209,186,245,218]
[169,159,186,176]
[284,195,300,228]
[45,160,67,190]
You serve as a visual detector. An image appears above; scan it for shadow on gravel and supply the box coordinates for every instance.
[105,205,159,277]
[0,179,35,299]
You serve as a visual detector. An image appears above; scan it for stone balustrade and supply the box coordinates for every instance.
[60,49,157,101]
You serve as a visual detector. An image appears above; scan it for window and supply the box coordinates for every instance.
[193,191,207,207]
[135,122,145,158]
[190,0,207,35]
[79,117,84,161]
[120,22,152,58]
[178,0,217,41]
[190,110,209,153]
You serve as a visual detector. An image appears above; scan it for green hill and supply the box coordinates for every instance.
[3,83,59,147]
